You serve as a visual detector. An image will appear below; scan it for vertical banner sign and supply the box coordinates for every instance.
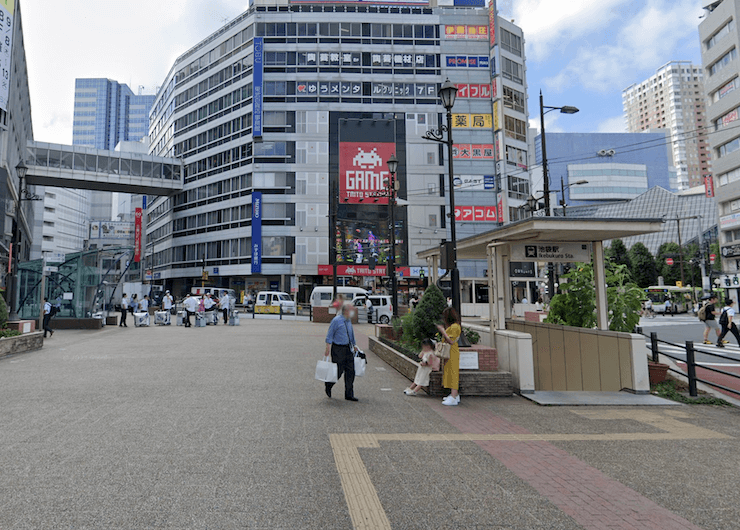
[252,192,262,273]
[705,175,715,198]
[0,0,14,112]
[340,141,396,204]
[253,37,264,138]
[134,208,143,263]
[497,192,504,223]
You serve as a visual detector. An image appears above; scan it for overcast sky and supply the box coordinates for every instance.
[22,0,704,145]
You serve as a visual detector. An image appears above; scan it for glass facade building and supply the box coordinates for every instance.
[145,0,530,295]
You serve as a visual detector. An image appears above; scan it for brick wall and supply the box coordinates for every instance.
[469,345,498,371]
[312,306,359,324]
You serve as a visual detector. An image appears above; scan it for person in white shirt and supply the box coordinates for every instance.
[204,294,217,325]
[43,298,54,338]
[162,291,173,312]
[717,299,740,347]
[139,295,149,313]
[183,294,198,327]
[120,294,129,327]
[219,293,231,324]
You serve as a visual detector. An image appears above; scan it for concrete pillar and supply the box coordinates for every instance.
[493,245,508,329]
[593,240,609,330]
[487,245,497,330]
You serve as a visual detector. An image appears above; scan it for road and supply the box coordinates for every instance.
[638,314,740,398]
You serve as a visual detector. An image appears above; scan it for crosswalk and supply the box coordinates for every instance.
[650,341,740,365]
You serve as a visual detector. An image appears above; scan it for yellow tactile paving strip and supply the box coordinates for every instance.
[330,410,731,530]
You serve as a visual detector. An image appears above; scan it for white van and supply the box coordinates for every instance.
[310,286,368,308]
[255,291,295,313]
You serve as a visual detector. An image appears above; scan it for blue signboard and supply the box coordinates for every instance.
[252,192,262,273]
[484,175,495,190]
[253,37,264,138]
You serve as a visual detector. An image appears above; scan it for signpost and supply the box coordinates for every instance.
[666,258,674,266]
[511,242,592,263]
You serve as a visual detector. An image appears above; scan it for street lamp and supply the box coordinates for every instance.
[539,91,579,216]
[422,78,464,316]
[386,154,399,318]
[8,160,31,321]
[558,178,589,217]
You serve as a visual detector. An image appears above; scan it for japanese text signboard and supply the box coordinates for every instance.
[511,242,592,263]
[0,0,14,112]
[134,208,142,263]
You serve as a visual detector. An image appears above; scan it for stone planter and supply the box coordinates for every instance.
[648,361,669,385]
[376,324,402,342]
[0,332,44,360]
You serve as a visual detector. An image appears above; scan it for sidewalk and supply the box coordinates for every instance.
[0,320,738,529]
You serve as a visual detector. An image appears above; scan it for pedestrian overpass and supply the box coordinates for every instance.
[24,141,183,196]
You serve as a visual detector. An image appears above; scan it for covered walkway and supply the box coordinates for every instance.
[24,141,183,195]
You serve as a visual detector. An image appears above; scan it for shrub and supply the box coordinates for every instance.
[463,327,480,344]
[409,284,447,345]
[0,292,8,329]
[0,329,20,339]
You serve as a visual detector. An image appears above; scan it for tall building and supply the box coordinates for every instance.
[532,131,677,210]
[144,0,529,297]
[0,1,35,281]
[622,61,711,190]
[36,80,156,257]
[700,0,740,278]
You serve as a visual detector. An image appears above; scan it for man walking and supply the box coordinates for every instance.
[183,293,198,327]
[162,291,173,325]
[219,293,231,324]
[43,298,54,338]
[717,299,740,347]
[324,303,358,401]
[701,295,720,345]
[120,293,129,327]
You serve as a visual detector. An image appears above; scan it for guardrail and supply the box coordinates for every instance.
[636,327,740,398]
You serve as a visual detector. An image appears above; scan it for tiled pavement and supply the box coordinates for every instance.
[0,319,738,529]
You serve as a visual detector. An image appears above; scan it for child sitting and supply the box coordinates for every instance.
[404,338,440,396]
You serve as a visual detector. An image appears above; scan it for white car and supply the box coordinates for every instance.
[255,291,295,312]
[354,295,393,324]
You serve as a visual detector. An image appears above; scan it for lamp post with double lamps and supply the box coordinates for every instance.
[422,78,462,315]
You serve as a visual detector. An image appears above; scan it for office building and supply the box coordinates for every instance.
[533,131,677,211]
[622,61,711,190]
[0,1,36,279]
[700,0,740,277]
[145,0,530,295]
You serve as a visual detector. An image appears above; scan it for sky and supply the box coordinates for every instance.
[22,0,706,145]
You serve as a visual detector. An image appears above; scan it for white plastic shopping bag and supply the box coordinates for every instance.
[315,355,338,383]
[354,354,366,377]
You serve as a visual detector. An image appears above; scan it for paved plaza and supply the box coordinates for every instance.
[1,318,739,529]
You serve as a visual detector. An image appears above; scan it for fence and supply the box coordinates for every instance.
[637,328,740,398]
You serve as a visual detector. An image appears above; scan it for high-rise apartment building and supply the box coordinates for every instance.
[622,61,711,190]
[700,0,740,277]
[145,0,530,296]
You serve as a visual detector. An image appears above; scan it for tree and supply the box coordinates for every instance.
[628,242,657,288]
[656,242,682,286]
[606,263,645,332]
[405,283,447,347]
[710,242,722,272]
[606,239,630,269]
[544,263,597,329]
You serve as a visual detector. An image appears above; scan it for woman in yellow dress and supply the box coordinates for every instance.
[437,307,462,406]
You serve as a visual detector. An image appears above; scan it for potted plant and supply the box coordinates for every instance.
[648,359,669,385]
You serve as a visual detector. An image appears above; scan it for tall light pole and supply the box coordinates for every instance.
[422,79,461,314]
[539,92,578,300]
[559,177,589,217]
[539,91,579,216]
[8,161,32,321]
[386,154,399,317]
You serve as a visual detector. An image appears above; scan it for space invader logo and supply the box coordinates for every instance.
[353,148,383,170]
[340,142,397,204]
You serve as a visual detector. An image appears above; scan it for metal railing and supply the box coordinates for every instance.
[636,327,740,398]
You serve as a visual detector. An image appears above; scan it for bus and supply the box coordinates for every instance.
[644,286,697,314]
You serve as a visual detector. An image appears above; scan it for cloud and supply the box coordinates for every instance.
[511,0,630,62]
[528,112,565,136]
[541,0,702,93]
[596,115,627,133]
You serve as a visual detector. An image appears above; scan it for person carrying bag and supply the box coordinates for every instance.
[323,303,360,401]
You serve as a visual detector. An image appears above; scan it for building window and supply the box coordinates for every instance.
[718,166,740,186]
[712,77,739,103]
[709,48,737,77]
[706,19,735,50]
[717,137,740,158]
[500,29,522,56]
[501,57,523,84]
[508,175,529,200]
[428,214,437,227]
[504,116,526,142]
[503,86,525,113]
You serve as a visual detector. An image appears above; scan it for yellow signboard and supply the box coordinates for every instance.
[493,102,500,131]
[451,113,493,129]
[255,305,281,314]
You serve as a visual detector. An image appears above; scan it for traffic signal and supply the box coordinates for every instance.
[726,278,732,287]
[734,277,739,286]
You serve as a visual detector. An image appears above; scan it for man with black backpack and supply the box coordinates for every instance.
[700,295,720,345]
[42,298,55,338]
[717,298,740,348]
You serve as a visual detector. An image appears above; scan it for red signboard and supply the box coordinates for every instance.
[453,144,494,159]
[665,258,674,266]
[134,208,143,263]
[705,175,715,198]
[339,141,396,204]
[318,264,388,276]
[710,253,717,264]
[455,83,492,99]
[454,205,499,222]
